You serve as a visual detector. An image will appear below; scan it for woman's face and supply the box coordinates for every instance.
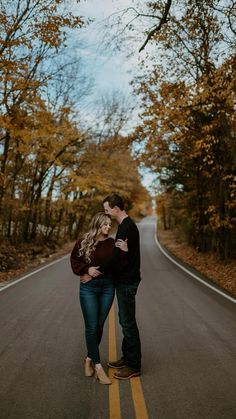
[100,217,112,236]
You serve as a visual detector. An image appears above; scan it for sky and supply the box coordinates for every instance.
[75,0,140,93]
[66,0,157,193]
[65,0,235,196]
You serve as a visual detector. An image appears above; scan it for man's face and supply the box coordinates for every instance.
[103,201,117,219]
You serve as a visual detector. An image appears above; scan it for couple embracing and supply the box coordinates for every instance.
[70,194,142,385]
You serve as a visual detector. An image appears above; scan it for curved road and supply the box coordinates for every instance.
[0,216,236,419]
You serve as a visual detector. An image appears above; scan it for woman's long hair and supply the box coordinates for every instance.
[78,212,111,263]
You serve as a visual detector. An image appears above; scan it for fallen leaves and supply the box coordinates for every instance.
[157,226,236,297]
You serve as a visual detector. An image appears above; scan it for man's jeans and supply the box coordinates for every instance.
[116,281,142,371]
[80,277,115,364]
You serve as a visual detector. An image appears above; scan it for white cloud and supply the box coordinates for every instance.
[66,0,155,190]
[69,0,142,93]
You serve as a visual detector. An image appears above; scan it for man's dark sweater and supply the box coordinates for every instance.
[100,216,141,284]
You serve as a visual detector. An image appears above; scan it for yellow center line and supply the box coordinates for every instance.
[109,302,149,419]
[130,377,149,419]
[108,303,121,419]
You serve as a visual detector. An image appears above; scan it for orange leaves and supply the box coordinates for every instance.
[0,1,150,246]
[0,0,85,110]
[132,46,236,259]
[158,226,236,295]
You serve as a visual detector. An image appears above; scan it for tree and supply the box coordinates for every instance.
[0,0,86,240]
[130,0,236,260]
[0,0,84,210]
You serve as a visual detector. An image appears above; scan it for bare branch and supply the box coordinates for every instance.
[228,2,236,36]
[139,0,173,52]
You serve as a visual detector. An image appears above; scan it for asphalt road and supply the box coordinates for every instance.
[0,216,236,419]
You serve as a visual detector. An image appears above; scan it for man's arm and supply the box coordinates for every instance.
[99,245,123,273]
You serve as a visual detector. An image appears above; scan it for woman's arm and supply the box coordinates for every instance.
[70,240,90,276]
[71,240,102,278]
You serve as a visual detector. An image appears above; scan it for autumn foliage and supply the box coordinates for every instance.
[131,0,236,261]
[0,0,150,269]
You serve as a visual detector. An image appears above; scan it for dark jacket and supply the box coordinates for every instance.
[100,216,141,284]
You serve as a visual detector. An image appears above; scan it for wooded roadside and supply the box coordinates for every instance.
[157,227,236,297]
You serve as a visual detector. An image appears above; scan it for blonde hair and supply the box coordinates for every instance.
[78,212,111,263]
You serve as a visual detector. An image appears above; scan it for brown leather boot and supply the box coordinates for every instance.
[113,367,141,380]
[107,358,125,369]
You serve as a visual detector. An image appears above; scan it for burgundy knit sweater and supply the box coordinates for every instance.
[70,237,116,278]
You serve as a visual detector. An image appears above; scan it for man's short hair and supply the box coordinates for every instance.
[103,194,124,210]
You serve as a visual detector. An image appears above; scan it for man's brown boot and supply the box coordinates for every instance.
[113,367,141,380]
[107,358,125,369]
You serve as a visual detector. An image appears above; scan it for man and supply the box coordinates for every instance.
[102,193,142,380]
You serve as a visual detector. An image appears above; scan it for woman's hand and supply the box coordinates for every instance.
[115,239,128,252]
[88,266,101,277]
[80,273,92,283]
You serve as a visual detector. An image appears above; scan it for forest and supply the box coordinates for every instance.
[0,0,235,282]
[129,0,236,264]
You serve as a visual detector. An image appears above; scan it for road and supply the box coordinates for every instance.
[0,216,236,419]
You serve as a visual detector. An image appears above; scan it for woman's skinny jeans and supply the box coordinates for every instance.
[79,276,115,364]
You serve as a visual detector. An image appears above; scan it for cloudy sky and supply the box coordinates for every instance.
[76,0,140,91]
[67,0,157,192]
[67,0,150,112]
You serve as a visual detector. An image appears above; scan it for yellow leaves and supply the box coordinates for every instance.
[0,0,85,112]
[204,203,236,231]
[70,138,145,200]
[31,11,83,47]
[0,173,5,186]
[132,48,236,256]
[0,2,150,244]
[209,214,234,230]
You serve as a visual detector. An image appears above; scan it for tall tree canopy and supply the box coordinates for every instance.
[0,0,151,253]
[127,0,236,261]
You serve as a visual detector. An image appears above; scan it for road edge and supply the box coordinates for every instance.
[154,224,236,305]
[0,254,69,293]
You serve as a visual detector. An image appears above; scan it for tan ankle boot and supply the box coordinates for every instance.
[84,358,94,377]
[95,365,112,385]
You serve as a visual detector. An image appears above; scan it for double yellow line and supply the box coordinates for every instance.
[108,304,149,419]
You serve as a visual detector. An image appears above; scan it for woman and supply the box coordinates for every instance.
[70,212,127,385]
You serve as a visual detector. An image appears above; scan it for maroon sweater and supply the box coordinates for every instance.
[70,237,116,278]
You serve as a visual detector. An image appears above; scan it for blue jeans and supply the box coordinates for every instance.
[116,281,142,371]
[79,277,115,364]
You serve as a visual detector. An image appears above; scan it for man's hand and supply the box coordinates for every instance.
[80,273,92,283]
[115,239,128,252]
[88,266,101,277]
